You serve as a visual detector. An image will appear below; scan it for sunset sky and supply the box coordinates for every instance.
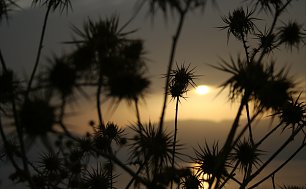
[0,0,305,188]
[1,0,305,125]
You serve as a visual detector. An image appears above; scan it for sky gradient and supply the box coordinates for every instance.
[0,0,305,124]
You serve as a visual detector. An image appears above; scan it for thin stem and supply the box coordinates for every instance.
[0,49,7,71]
[213,93,249,188]
[232,108,262,149]
[170,97,180,189]
[248,136,306,189]
[241,33,250,64]
[134,97,142,127]
[272,174,276,189]
[26,2,52,99]
[107,152,150,187]
[256,0,293,63]
[109,158,113,189]
[256,121,283,147]
[159,10,187,131]
[118,0,145,33]
[96,61,104,129]
[0,55,33,186]
[0,115,21,171]
[218,161,240,189]
[245,101,254,145]
[11,94,34,188]
[125,157,149,189]
[245,126,303,186]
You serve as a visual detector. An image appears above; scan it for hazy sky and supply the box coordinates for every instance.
[0,1,305,188]
[1,0,305,125]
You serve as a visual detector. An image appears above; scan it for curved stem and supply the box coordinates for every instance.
[26,2,52,99]
[213,93,248,188]
[125,156,149,189]
[134,97,142,127]
[96,61,104,129]
[255,121,283,147]
[241,33,250,64]
[170,97,179,189]
[218,161,240,189]
[248,136,306,189]
[159,10,187,131]
[256,0,293,63]
[0,49,7,71]
[272,174,276,189]
[0,56,33,186]
[245,101,254,145]
[244,126,303,187]
[11,94,33,187]
[0,115,21,171]
[232,108,262,149]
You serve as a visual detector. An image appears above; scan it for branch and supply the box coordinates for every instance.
[248,136,306,189]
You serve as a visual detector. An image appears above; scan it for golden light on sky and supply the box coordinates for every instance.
[195,85,210,95]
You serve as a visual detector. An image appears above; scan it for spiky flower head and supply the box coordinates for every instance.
[180,174,202,189]
[256,29,277,54]
[220,7,257,42]
[255,67,293,111]
[70,16,125,59]
[47,54,77,97]
[19,98,55,136]
[104,39,150,104]
[278,21,306,50]
[129,123,173,172]
[94,122,126,152]
[213,56,270,101]
[277,95,306,130]
[70,44,95,72]
[83,164,111,189]
[193,142,228,183]
[106,71,150,103]
[168,64,197,99]
[232,139,262,173]
[213,57,294,112]
[39,152,63,174]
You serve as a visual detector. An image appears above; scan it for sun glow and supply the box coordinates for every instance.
[195,85,210,95]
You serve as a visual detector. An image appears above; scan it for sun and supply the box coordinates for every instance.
[195,85,210,95]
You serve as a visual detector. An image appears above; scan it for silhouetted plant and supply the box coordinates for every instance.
[0,69,19,107]
[180,174,203,189]
[0,0,20,22]
[168,63,197,188]
[44,54,77,97]
[193,142,228,187]
[278,21,306,50]
[231,139,262,177]
[277,95,306,131]
[220,7,257,43]
[28,0,73,98]
[19,98,55,137]
[129,123,174,183]
[83,163,112,189]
